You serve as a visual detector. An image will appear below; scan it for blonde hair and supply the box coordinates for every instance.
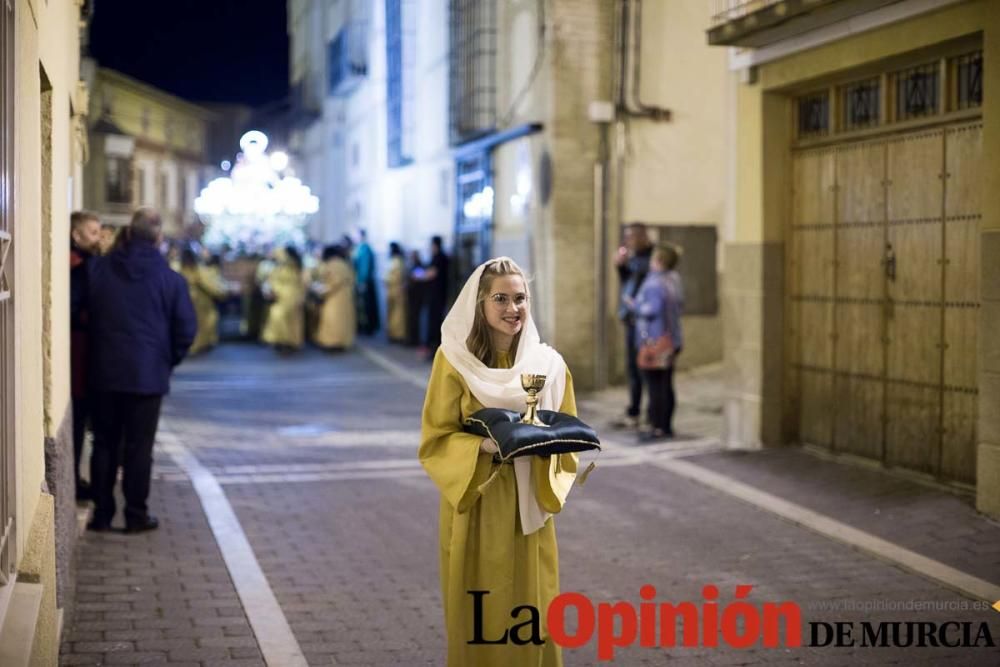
[466,259,526,367]
[652,243,682,270]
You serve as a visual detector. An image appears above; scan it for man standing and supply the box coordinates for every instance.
[613,222,654,430]
[70,211,103,500]
[352,229,380,336]
[86,208,196,532]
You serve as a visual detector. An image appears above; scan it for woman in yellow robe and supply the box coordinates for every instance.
[179,250,227,355]
[313,244,356,350]
[420,257,579,667]
[384,242,407,343]
[261,246,306,352]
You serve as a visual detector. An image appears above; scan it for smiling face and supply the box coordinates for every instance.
[483,273,528,348]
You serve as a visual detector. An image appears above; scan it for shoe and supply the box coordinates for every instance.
[609,414,640,430]
[638,428,673,443]
[124,516,159,534]
[86,519,112,532]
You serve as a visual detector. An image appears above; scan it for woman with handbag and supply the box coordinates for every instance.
[634,244,684,442]
[419,257,579,667]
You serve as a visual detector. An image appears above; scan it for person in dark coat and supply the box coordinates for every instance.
[70,211,104,501]
[405,249,425,347]
[86,208,196,533]
[352,229,380,336]
[420,235,450,359]
[613,222,654,430]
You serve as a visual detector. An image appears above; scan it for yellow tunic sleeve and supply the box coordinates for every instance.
[199,267,228,301]
[533,367,580,514]
[419,352,492,513]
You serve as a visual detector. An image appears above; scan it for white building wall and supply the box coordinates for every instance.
[292,0,451,265]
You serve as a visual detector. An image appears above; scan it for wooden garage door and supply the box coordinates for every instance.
[789,121,982,484]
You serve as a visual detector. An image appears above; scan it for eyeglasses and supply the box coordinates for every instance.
[486,293,529,309]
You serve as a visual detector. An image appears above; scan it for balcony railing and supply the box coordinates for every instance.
[708,0,901,48]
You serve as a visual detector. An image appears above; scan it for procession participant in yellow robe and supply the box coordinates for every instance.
[385,242,407,343]
[420,257,579,667]
[201,255,229,349]
[261,246,306,352]
[179,250,228,355]
[313,244,356,350]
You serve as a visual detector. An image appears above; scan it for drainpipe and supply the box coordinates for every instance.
[625,0,672,121]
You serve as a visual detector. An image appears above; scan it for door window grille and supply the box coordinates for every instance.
[894,62,939,121]
[454,152,493,282]
[840,77,880,131]
[951,51,982,111]
[797,91,829,139]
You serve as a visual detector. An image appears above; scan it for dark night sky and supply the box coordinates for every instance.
[89,0,289,107]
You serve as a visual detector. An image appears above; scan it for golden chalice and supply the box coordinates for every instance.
[520,373,549,427]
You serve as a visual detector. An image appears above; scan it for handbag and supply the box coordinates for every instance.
[636,333,674,370]
[463,408,601,462]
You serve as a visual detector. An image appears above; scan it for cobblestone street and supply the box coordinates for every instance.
[61,343,1000,666]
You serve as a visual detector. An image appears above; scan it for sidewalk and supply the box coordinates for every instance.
[60,469,265,666]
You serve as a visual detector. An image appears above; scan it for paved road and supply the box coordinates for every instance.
[62,344,1000,666]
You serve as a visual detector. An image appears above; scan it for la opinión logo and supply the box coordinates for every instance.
[467,586,998,661]
[469,584,802,661]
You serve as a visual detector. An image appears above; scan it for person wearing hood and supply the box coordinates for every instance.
[261,245,306,353]
[419,257,579,667]
[86,208,196,533]
[70,210,103,501]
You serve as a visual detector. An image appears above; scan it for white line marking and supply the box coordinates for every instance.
[158,430,307,667]
[213,457,422,475]
[216,468,431,485]
[654,457,1000,604]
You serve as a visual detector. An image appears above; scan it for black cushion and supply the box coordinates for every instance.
[464,408,602,460]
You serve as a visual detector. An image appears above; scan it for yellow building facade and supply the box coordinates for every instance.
[0,0,89,664]
[83,65,218,237]
[713,0,1000,517]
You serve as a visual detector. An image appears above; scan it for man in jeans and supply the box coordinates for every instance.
[612,222,653,430]
[86,208,196,532]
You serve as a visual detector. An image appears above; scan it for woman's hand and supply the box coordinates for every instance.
[479,438,499,454]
